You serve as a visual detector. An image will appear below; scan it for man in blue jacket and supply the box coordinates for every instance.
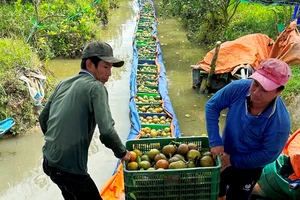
[205,58,291,200]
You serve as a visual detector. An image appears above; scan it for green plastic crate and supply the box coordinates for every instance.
[136,73,158,81]
[136,103,163,113]
[137,70,157,75]
[136,93,161,99]
[136,41,156,46]
[139,113,167,118]
[139,56,156,60]
[140,123,170,129]
[137,65,157,73]
[139,124,171,138]
[123,137,221,200]
[136,79,158,87]
[137,85,158,89]
[136,45,156,51]
[137,85,159,94]
[135,93,161,105]
[138,64,157,68]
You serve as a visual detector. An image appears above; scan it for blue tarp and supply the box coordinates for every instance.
[127,0,180,140]
[113,0,181,174]
[293,6,300,24]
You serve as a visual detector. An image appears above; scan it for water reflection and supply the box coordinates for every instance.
[156,18,227,136]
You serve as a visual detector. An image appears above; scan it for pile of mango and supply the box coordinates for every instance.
[137,85,158,93]
[140,126,171,137]
[137,66,157,73]
[140,115,171,125]
[136,104,164,113]
[136,31,153,38]
[137,46,156,54]
[136,73,158,81]
[136,79,158,87]
[126,142,215,170]
[134,95,161,104]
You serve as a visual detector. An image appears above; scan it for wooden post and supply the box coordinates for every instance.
[207,41,221,88]
[199,78,207,93]
[191,68,200,89]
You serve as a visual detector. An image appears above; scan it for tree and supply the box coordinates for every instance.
[160,0,241,45]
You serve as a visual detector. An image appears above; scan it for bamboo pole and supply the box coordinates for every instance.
[207,41,221,88]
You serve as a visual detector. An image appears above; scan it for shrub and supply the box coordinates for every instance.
[0,38,56,135]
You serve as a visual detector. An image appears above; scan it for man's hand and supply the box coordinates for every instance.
[121,150,131,162]
[220,152,231,172]
[210,146,224,159]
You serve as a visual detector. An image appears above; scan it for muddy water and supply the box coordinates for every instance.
[0,0,139,199]
[154,3,226,136]
[0,1,226,199]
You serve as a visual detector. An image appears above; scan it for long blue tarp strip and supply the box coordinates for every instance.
[113,0,181,174]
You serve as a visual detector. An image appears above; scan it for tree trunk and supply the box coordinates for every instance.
[207,41,222,88]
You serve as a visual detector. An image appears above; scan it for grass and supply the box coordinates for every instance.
[282,65,300,102]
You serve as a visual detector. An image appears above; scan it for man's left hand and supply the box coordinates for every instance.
[220,152,231,172]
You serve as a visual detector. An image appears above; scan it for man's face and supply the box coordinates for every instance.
[87,60,113,84]
[249,80,282,104]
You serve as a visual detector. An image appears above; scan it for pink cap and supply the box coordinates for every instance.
[249,58,291,91]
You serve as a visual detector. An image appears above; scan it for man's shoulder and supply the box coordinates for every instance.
[221,79,251,94]
[229,79,252,87]
[57,75,103,93]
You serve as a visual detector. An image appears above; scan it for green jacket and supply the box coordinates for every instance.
[39,71,126,175]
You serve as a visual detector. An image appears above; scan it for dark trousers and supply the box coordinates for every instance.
[219,166,262,200]
[43,158,102,200]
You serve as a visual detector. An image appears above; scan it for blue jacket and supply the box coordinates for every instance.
[205,79,290,169]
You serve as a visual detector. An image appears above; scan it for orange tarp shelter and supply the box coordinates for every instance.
[194,21,300,74]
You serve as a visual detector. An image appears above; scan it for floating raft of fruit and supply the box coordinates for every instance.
[100,0,220,199]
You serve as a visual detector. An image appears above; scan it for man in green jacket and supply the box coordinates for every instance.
[39,41,131,200]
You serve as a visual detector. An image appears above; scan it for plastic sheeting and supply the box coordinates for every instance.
[256,128,300,199]
[282,128,300,181]
[18,71,46,106]
[258,154,300,199]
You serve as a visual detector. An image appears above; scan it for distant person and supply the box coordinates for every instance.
[205,58,291,200]
[39,41,131,200]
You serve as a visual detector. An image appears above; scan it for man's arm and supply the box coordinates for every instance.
[205,84,235,147]
[39,82,61,135]
[230,129,290,168]
[205,80,250,148]
[92,84,127,159]
[39,97,52,135]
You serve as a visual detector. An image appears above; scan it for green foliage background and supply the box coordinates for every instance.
[159,0,292,47]
[0,0,115,60]
[0,0,119,135]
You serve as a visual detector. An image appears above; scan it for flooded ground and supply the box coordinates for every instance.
[0,0,226,199]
